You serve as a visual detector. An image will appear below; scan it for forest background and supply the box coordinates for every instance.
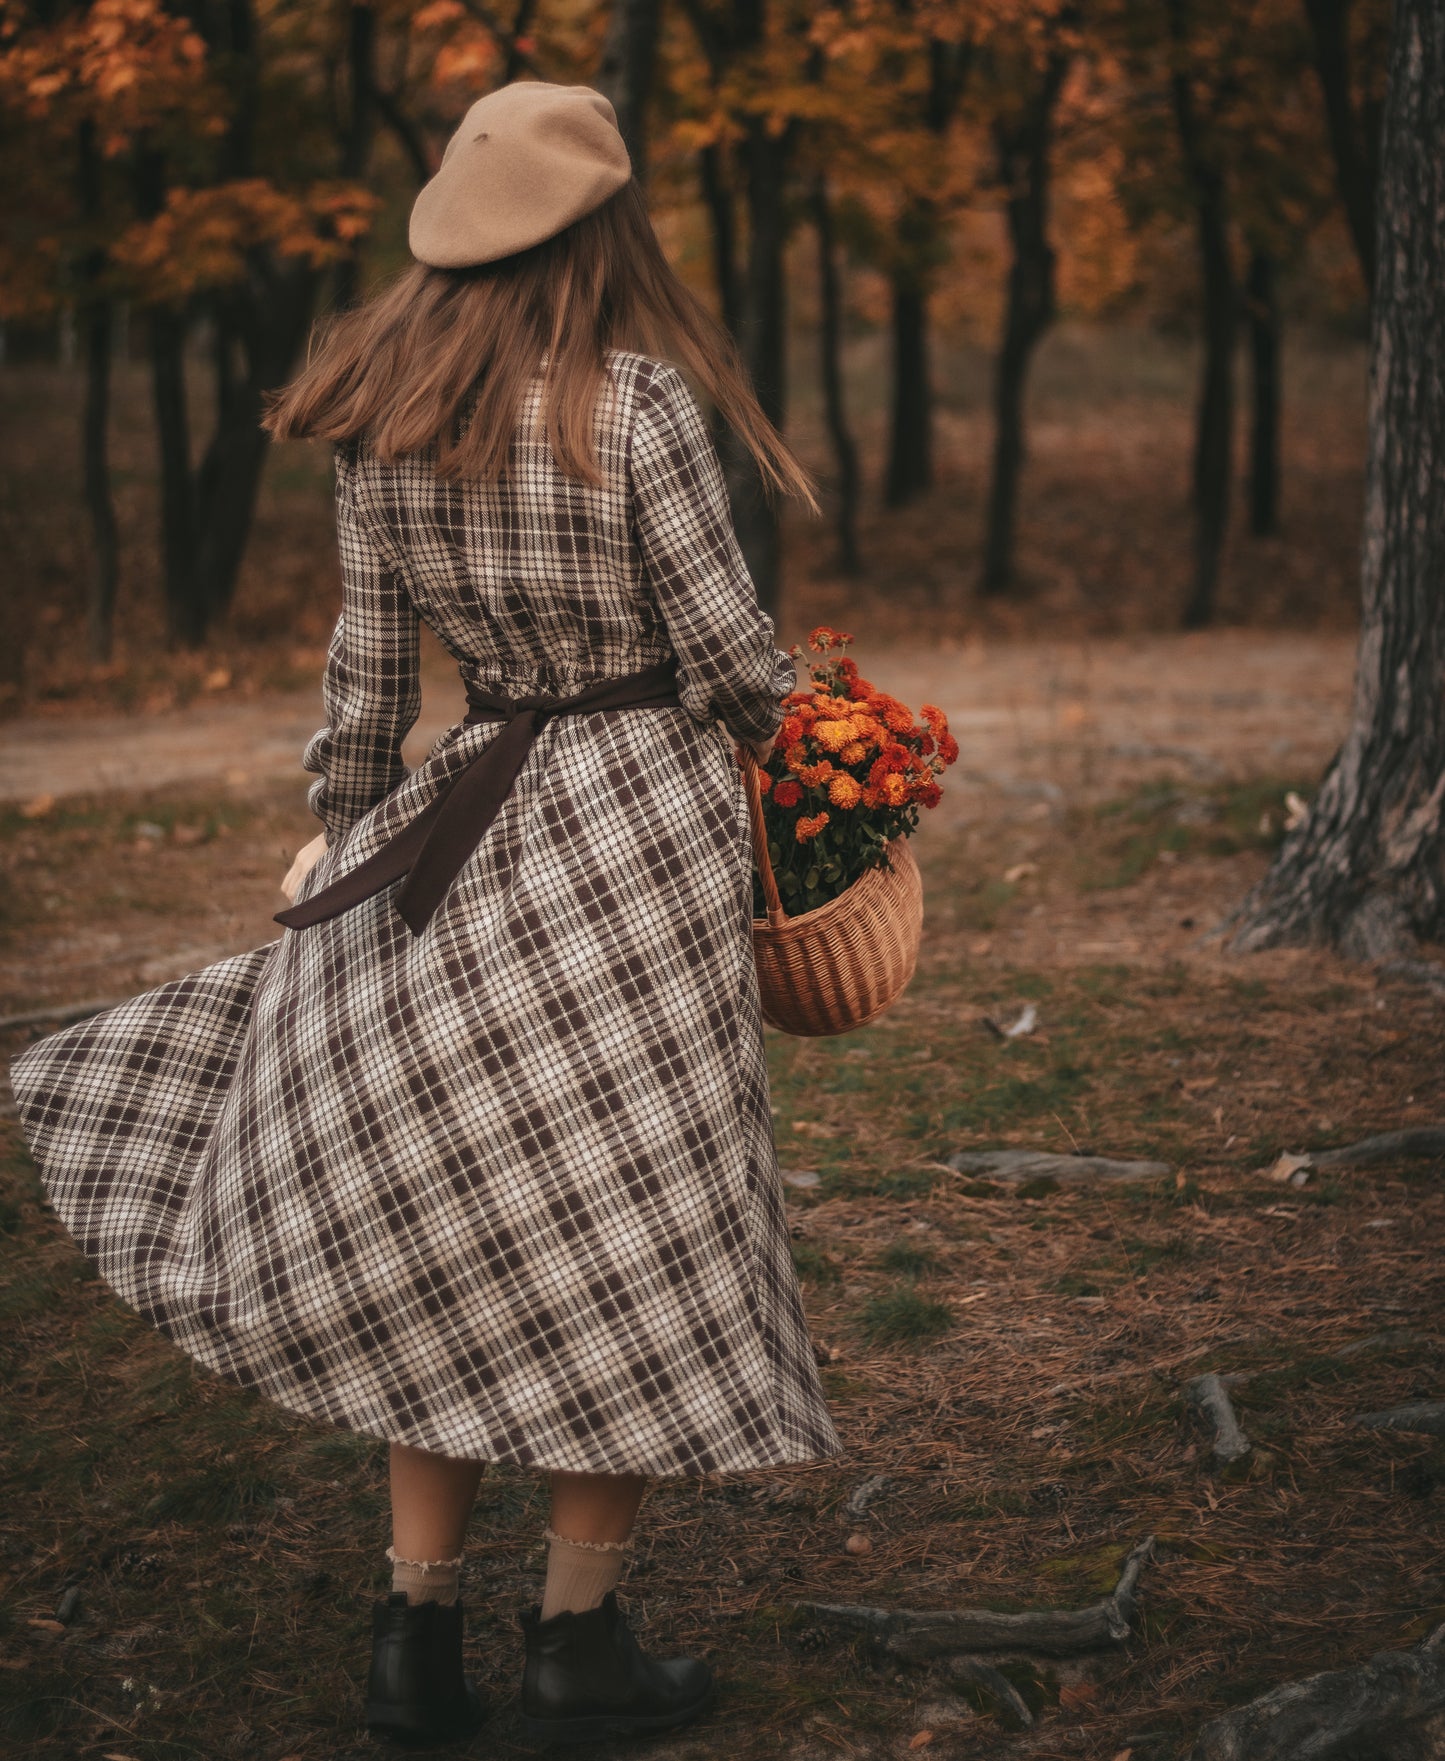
[0,0,1388,706]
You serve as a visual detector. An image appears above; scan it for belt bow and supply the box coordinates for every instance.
[274,658,681,936]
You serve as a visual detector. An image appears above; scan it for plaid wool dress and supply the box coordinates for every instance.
[8,351,843,1476]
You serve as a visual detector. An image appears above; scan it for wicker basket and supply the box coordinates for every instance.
[741,748,924,1037]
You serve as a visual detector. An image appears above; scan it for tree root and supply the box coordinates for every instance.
[1189,1623,1445,1760]
[1357,1401,1445,1437]
[797,1534,1154,1661]
[1187,1372,1253,1465]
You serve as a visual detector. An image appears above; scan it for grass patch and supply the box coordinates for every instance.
[858,1282,953,1346]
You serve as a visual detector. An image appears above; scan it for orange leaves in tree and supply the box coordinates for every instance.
[111,180,380,303]
[0,0,213,155]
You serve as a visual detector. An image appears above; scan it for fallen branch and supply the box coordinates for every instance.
[946,1657,1035,1731]
[1310,1127,1445,1170]
[1190,1623,1445,1761]
[1188,1372,1253,1465]
[798,1535,1154,1661]
[1356,1402,1445,1437]
[946,1149,1172,1185]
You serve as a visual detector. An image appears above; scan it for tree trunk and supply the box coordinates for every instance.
[722,116,791,619]
[332,0,376,313]
[698,142,741,344]
[594,0,661,181]
[1169,2,1237,630]
[1302,0,1378,300]
[193,263,319,626]
[885,263,932,508]
[77,117,118,664]
[811,175,862,575]
[982,46,1070,595]
[1247,247,1281,537]
[1226,0,1445,957]
[147,303,200,646]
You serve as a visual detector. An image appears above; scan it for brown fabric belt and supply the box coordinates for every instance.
[273,658,682,937]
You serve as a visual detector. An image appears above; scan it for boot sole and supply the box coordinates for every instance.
[521,1684,714,1747]
[366,1689,486,1747]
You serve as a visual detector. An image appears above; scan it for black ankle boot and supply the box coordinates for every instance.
[518,1589,713,1745]
[366,1593,485,1746]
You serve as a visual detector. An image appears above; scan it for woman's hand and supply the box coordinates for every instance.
[280,831,328,905]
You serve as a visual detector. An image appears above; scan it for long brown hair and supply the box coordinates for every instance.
[264,178,817,510]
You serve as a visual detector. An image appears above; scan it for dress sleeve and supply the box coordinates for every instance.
[301,444,422,846]
[628,362,795,746]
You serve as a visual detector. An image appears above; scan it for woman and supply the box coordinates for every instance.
[7,80,841,1747]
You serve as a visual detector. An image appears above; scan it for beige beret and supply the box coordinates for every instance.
[409,82,632,269]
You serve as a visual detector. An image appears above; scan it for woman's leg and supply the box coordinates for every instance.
[388,1442,484,1603]
[540,1470,647,1619]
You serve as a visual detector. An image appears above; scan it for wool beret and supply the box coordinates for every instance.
[409,81,632,269]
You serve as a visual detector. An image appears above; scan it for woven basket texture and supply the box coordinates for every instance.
[742,750,924,1038]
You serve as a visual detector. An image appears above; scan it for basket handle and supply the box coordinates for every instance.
[739,746,787,929]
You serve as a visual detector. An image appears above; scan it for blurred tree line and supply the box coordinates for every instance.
[0,0,1389,659]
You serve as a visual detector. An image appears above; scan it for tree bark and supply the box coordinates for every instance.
[332,0,376,313]
[811,175,861,575]
[594,0,661,182]
[1302,0,1379,300]
[982,43,1070,595]
[882,37,972,509]
[1246,247,1281,537]
[1169,0,1237,630]
[722,114,791,618]
[1225,0,1445,957]
[884,260,932,508]
[77,118,118,664]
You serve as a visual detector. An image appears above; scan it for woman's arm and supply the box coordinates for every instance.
[628,362,795,750]
[300,443,423,848]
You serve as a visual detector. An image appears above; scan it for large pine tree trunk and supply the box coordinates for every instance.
[1226,0,1445,958]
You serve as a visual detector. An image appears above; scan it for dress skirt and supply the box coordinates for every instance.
[7,349,843,1477]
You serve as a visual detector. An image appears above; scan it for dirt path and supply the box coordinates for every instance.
[2,631,1357,815]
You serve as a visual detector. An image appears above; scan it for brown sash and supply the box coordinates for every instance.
[274,658,682,936]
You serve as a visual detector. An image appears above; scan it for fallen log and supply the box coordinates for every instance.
[798,1534,1154,1661]
[1311,1128,1445,1170]
[1188,1372,1253,1465]
[946,1149,1172,1185]
[1357,1401,1445,1437]
[1190,1623,1445,1761]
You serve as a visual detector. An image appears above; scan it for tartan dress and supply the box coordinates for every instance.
[8,351,843,1476]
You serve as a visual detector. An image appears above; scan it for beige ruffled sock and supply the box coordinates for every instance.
[387,1544,463,1606]
[539,1526,632,1620]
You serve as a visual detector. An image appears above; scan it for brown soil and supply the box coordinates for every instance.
[3,632,1442,1760]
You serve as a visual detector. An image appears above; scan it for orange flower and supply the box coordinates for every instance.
[828,774,862,809]
[882,773,908,806]
[938,733,959,765]
[815,718,864,753]
[797,759,836,787]
[796,811,830,842]
[839,740,868,766]
[808,625,854,651]
[773,780,803,808]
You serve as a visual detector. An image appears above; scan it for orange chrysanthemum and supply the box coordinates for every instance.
[796,760,836,787]
[772,780,803,808]
[839,740,869,766]
[828,774,862,809]
[796,811,830,842]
